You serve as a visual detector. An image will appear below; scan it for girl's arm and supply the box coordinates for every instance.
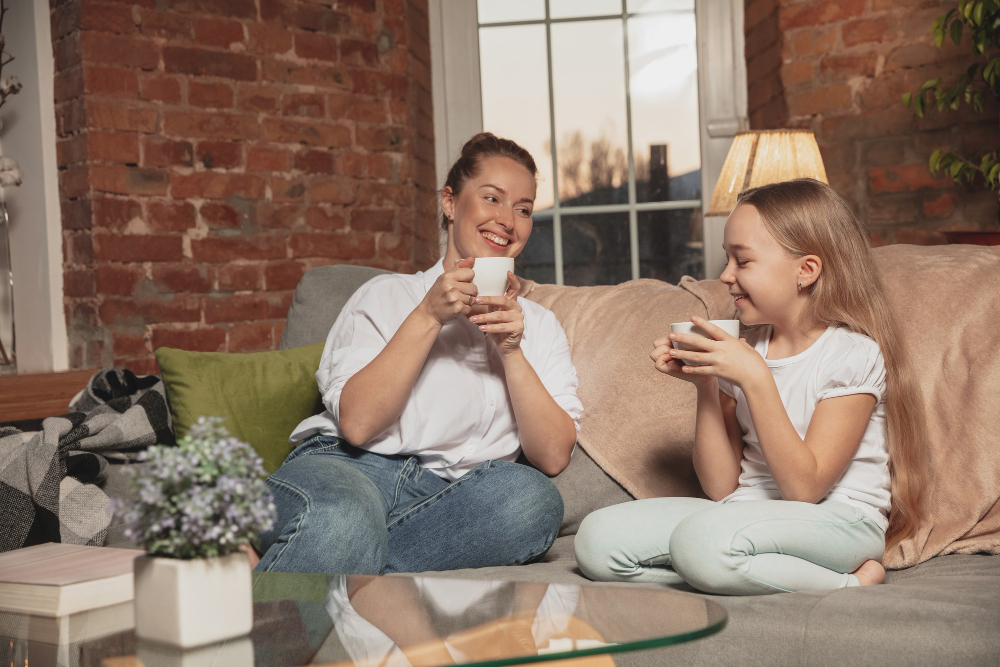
[339,260,477,446]
[739,378,876,503]
[691,383,744,500]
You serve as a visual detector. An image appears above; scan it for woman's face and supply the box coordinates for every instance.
[442,156,536,260]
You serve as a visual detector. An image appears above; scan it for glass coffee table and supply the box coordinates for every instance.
[1,572,726,666]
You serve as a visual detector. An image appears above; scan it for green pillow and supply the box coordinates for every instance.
[155,342,326,473]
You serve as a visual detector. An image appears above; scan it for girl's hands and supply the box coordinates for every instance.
[468,271,524,357]
[651,333,718,390]
[656,315,768,389]
[420,257,478,326]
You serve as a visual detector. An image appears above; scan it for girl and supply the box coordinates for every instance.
[574,178,926,594]
[253,133,583,575]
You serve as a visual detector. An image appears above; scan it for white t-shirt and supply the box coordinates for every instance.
[289,259,584,481]
[719,325,891,530]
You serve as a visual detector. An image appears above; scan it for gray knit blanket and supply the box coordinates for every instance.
[0,368,173,553]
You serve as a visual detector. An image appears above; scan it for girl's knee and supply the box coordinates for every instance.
[574,509,636,582]
[669,515,736,593]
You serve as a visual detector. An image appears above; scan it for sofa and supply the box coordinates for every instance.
[98,243,1000,666]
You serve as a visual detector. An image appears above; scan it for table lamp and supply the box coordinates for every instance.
[703,129,828,277]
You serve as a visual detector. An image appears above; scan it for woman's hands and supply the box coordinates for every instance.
[469,271,524,357]
[652,316,768,389]
[419,257,478,326]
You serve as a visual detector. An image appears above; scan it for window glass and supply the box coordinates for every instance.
[477,0,544,24]
[638,208,704,283]
[562,213,631,285]
[550,0,622,19]
[515,214,555,284]
[627,0,694,13]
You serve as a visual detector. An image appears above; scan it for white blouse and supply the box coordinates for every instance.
[290,259,584,481]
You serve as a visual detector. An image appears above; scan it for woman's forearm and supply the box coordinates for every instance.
[501,350,576,476]
[338,305,442,446]
[692,383,742,500]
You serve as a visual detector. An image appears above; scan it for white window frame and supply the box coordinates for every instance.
[429,0,748,282]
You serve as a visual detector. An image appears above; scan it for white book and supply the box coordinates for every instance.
[0,542,143,617]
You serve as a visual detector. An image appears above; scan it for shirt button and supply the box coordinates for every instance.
[466,445,475,453]
[489,399,495,406]
[480,354,486,361]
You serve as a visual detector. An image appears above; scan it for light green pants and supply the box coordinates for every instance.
[574,497,885,595]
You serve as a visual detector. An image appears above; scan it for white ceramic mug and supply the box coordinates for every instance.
[472,257,515,297]
[669,319,741,366]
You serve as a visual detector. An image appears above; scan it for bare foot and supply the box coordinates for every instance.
[852,559,886,586]
[239,542,262,569]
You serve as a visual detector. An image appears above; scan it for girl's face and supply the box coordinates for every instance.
[720,203,815,328]
[442,156,536,260]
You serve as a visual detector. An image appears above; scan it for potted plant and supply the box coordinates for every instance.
[118,416,276,648]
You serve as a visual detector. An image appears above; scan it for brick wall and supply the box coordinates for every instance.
[51,0,439,373]
[745,0,999,245]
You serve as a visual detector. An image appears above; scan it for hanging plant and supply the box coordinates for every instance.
[903,0,1000,195]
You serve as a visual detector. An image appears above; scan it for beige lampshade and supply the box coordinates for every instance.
[706,130,828,216]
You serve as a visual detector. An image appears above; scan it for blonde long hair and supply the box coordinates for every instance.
[737,179,927,550]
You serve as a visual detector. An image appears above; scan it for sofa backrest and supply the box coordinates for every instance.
[280,264,390,350]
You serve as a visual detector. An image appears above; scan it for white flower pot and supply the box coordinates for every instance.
[133,552,253,648]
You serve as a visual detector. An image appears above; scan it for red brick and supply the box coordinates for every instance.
[292,4,349,33]
[895,227,946,245]
[820,53,877,81]
[294,150,334,174]
[137,10,193,41]
[282,93,325,118]
[217,262,264,291]
[112,332,150,359]
[262,59,349,88]
[258,203,302,228]
[91,165,169,196]
[65,231,95,265]
[264,260,306,290]
[190,235,287,262]
[197,141,242,169]
[52,2,82,40]
[246,145,293,171]
[200,202,243,228]
[171,172,267,199]
[305,206,346,230]
[195,18,245,48]
[94,233,184,262]
[781,60,815,88]
[357,126,405,152]
[788,84,854,117]
[61,164,91,199]
[272,320,286,345]
[203,292,291,323]
[247,23,293,55]
[143,137,195,167]
[338,152,394,179]
[295,32,338,61]
[343,97,387,123]
[868,164,954,194]
[63,269,96,298]
[86,100,157,133]
[95,264,146,296]
[228,321,273,352]
[54,32,82,73]
[842,17,893,47]
[80,33,158,70]
[289,232,375,259]
[62,198,93,231]
[262,119,351,147]
[170,0,257,19]
[884,44,939,73]
[922,193,957,218]
[189,81,234,109]
[352,70,407,97]
[54,68,84,104]
[377,233,409,262]
[340,39,379,67]
[88,131,140,164]
[151,264,214,292]
[147,201,197,231]
[93,197,143,229]
[270,176,308,202]
[787,26,837,58]
[237,84,281,112]
[351,209,394,232]
[779,0,865,31]
[356,182,409,207]
[309,179,358,204]
[83,67,139,98]
[140,76,183,104]
[164,47,257,81]
[260,0,294,24]
[151,326,227,353]
[58,134,88,167]
[163,111,259,141]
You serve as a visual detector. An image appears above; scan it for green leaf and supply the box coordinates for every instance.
[989,164,1000,184]
[950,160,964,177]
[974,91,985,112]
[930,149,944,173]
[902,91,913,107]
[915,94,926,117]
[921,77,942,91]
[952,18,964,44]
[975,1,986,25]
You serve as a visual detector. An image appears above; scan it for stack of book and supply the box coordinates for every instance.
[0,543,143,645]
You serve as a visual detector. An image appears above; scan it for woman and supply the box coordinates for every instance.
[253,133,583,575]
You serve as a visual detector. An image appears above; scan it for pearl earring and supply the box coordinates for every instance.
[797,281,803,291]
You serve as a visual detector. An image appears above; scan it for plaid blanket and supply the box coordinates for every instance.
[0,368,173,553]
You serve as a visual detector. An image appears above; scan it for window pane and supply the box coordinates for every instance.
[629,14,700,203]
[627,0,694,12]
[550,0,622,19]
[562,213,631,286]
[479,25,555,209]
[551,20,628,207]
[515,214,556,284]
[638,208,704,283]
[477,0,544,24]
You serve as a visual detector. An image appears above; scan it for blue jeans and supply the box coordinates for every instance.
[574,497,885,595]
[254,436,563,575]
